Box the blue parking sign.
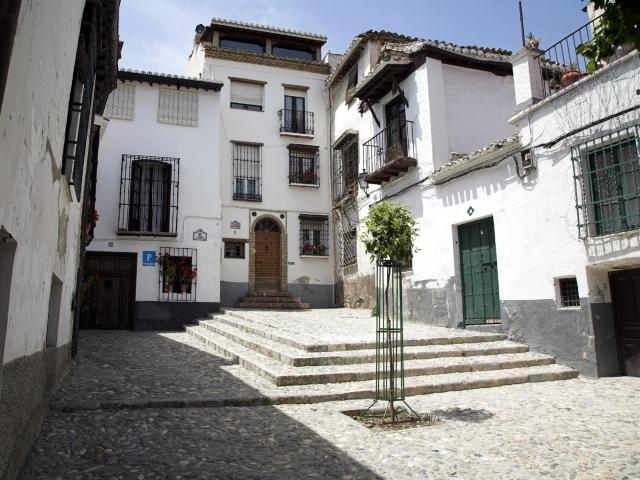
[142,251,156,266]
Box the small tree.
[577,0,640,72]
[360,202,418,421]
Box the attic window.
[347,65,358,90]
[273,45,314,61]
[220,37,265,54]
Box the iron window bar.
[333,133,359,203]
[559,278,580,307]
[288,145,319,186]
[158,247,197,302]
[362,120,416,177]
[571,125,640,239]
[299,214,329,257]
[232,142,262,202]
[279,109,314,135]
[117,155,180,236]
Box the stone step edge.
[236,303,311,310]
[218,311,508,352]
[187,326,557,387]
[199,318,529,367]
[50,365,578,412]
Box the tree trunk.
[385,265,396,422]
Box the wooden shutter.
[128,161,142,231]
[231,80,263,108]
[160,162,171,233]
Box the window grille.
[230,80,264,111]
[341,225,357,267]
[232,142,262,201]
[224,241,245,259]
[158,247,197,302]
[299,215,329,256]
[558,277,580,307]
[103,84,135,120]
[333,133,359,202]
[158,89,198,126]
[572,125,640,238]
[117,155,179,236]
[288,145,319,186]
[62,5,98,200]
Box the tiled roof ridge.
[119,68,205,82]
[433,134,522,175]
[211,17,327,41]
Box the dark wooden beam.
[0,0,22,113]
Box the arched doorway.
[251,217,285,293]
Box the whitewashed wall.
[0,0,85,362]
[90,81,222,303]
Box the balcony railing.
[362,120,416,184]
[536,15,630,98]
[279,109,314,135]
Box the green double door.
[459,217,501,325]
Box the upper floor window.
[280,90,313,135]
[288,144,319,186]
[230,79,264,112]
[220,37,265,54]
[572,125,640,238]
[232,142,262,202]
[103,84,135,120]
[333,133,359,202]
[347,65,358,90]
[117,155,179,236]
[272,45,314,61]
[158,89,198,127]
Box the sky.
[118,0,589,75]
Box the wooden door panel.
[610,268,640,376]
[255,232,280,291]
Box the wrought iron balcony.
[536,15,632,98]
[362,120,416,184]
[278,108,314,136]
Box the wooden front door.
[255,232,281,291]
[610,268,640,376]
[82,252,136,329]
[459,217,501,326]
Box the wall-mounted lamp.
[357,169,370,197]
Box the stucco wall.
[90,81,222,304]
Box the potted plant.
[177,258,197,294]
[548,77,560,94]
[157,252,177,292]
[560,62,581,87]
[526,31,540,49]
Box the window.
[558,277,580,308]
[299,215,329,256]
[103,84,135,120]
[220,37,264,54]
[288,145,319,186]
[224,241,246,259]
[62,5,98,200]
[347,65,358,90]
[572,126,640,238]
[333,133,359,202]
[230,79,264,111]
[232,142,262,201]
[273,45,314,61]
[341,225,357,267]
[117,155,179,236]
[282,94,307,134]
[158,89,198,126]
[158,247,197,302]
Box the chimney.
[510,47,545,112]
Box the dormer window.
[220,37,265,54]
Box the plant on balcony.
[576,0,640,73]
[526,31,540,49]
[360,201,418,423]
[157,253,177,292]
[177,258,197,294]
[302,243,326,256]
[560,62,582,87]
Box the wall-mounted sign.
[230,220,241,230]
[193,229,208,241]
[142,251,156,266]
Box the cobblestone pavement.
[20,329,640,479]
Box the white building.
[0,0,119,476]
[329,20,640,377]
[88,71,223,330]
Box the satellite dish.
[195,24,205,34]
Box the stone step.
[199,318,529,367]
[185,326,577,402]
[236,301,311,309]
[217,311,508,352]
[239,296,304,303]
[186,325,556,387]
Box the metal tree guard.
[362,259,419,422]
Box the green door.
[459,217,501,325]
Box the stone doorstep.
[217,312,509,352]
[49,364,579,412]
[198,318,529,367]
[238,295,304,303]
[236,302,312,309]
[186,325,557,387]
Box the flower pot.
[163,283,174,293]
[560,70,581,87]
[180,284,189,294]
